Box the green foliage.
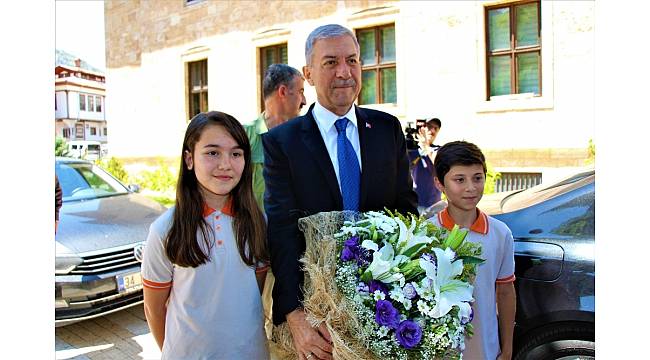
[55,137,70,157]
[145,194,175,208]
[136,160,178,193]
[95,157,130,184]
[484,162,501,195]
[586,139,595,165]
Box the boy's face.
[435,164,486,212]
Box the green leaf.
[401,243,428,258]
[454,256,485,265]
[360,270,373,283]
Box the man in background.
[244,63,306,340]
[409,117,442,214]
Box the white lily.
[395,216,432,256]
[419,247,474,319]
[361,242,409,283]
[361,240,379,252]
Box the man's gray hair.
[262,63,302,100]
[305,24,360,65]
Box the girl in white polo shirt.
[141,111,270,359]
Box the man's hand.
[286,308,333,360]
[416,126,432,147]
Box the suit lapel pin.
[365,122,372,129]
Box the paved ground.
[55,305,162,360]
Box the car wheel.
[514,323,594,360]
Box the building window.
[188,59,208,119]
[103,127,107,136]
[90,127,97,136]
[95,96,102,112]
[79,94,86,111]
[356,24,396,105]
[485,1,541,99]
[63,128,71,138]
[259,43,288,111]
[88,95,95,112]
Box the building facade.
[55,53,108,144]
[104,0,594,185]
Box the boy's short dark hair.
[434,140,487,185]
[426,117,441,129]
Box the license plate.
[116,272,143,293]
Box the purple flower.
[375,300,400,329]
[356,282,370,293]
[403,283,418,300]
[368,280,389,295]
[356,248,372,266]
[395,320,423,349]
[341,246,356,261]
[344,236,360,247]
[461,304,474,325]
[340,236,361,262]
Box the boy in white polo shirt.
[428,141,516,360]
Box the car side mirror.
[128,184,141,193]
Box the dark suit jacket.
[262,103,418,325]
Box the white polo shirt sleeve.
[496,226,516,283]
[141,211,174,290]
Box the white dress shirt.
[311,101,362,190]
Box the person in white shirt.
[429,140,516,360]
[142,111,270,359]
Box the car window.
[502,182,595,239]
[56,162,129,201]
[502,170,594,213]
[551,190,595,237]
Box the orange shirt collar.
[202,197,235,217]
[438,207,489,235]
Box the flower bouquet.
[270,210,483,360]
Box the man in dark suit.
[263,24,417,360]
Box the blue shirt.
[408,148,441,207]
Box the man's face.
[284,75,306,119]
[303,35,361,116]
[426,124,440,144]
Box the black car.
[480,167,595,360]
[55,158,167,326]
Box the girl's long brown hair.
[165,111,268,268]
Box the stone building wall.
[104,0,594,178]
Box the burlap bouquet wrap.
[271,211,378,360]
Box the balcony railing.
[495,172,542,193]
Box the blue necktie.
[335,118,360,211]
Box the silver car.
[55,157,167,326]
